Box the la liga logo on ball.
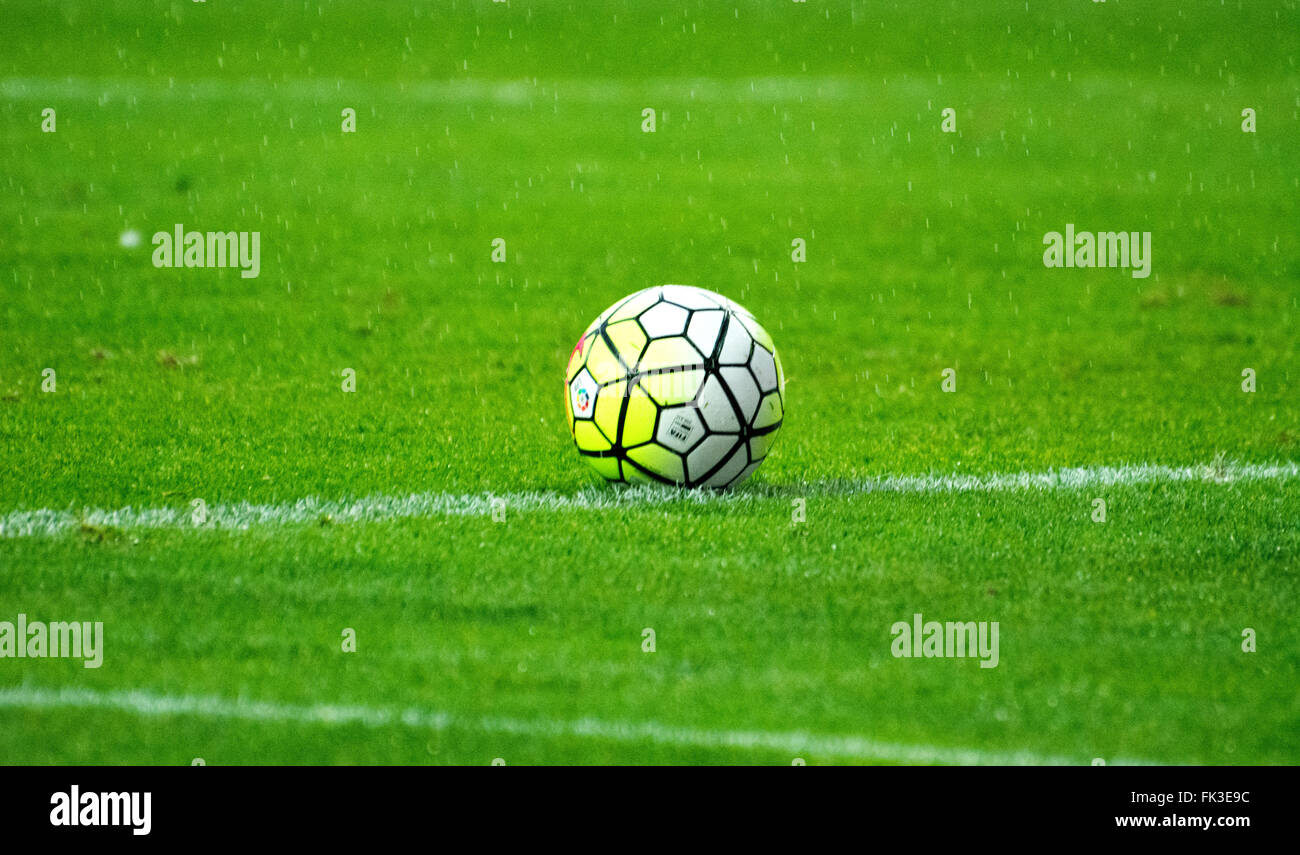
[563,284,785,489]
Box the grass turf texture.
[1,0,1298,763]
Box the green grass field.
[1,0,1298,765]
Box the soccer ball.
[564,284,786,488]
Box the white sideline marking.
[0,684,1159,766]
[0,460,1295,539]
[0,75,905,106]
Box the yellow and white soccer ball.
[564,284,785,488]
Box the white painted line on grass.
[0,75,916,106]
[1,459,1295,539]
[0,684,1162,765]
